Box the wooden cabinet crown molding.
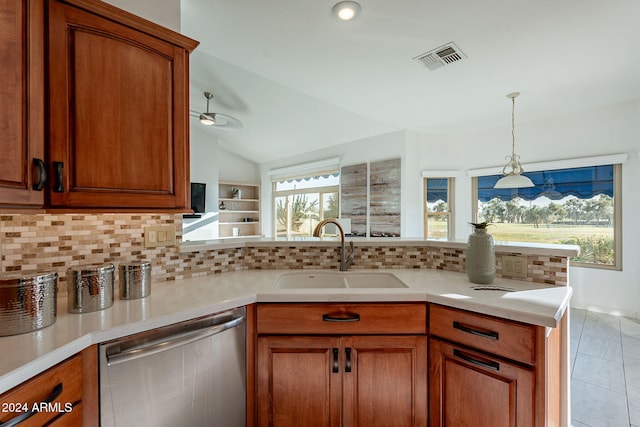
[52,0,199,51]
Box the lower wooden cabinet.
[258,334,427,427]
[255,303,428,427]
[250,301,565,426]
[428,338,535,427]
[428,304,562,427]
[0,346,98,427]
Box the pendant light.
[494,92,535,189]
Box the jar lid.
[67,263,115,277]
[0,271,58,288]
[118,261,152,271]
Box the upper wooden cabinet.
[0,0,198,210]
[0,0,45,208]
[46,0,198,209]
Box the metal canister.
[67,264,114,314]
[118,261,151,300]
[0,272,58,336]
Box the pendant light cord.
[511,95,516,158]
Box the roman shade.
[477,165,614,202]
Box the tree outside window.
[273,174,339,237]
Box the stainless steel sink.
[274,272,408,289]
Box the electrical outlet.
[144,225,176,248]
[502,255,527,278]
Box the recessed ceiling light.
[331,1,361,21]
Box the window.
[273,173,339,238]
[424,177,455,239]
[473,163,621,269]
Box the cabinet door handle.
[322,313,360,322]
[345,347,352,373]
[453,349,500,371]
[52,162,64,192]
[453,321,499,340]
[0,383,63,427]
[332,348,339,373]
[31,158,47,191]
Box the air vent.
[413,42,466,71]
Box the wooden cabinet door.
[343,335,427,427]
[429,338,535,427]
[0,0,45,207]
[46,0,191,209]
[0,354,82,426]
[257,335,342,427]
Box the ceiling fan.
[189,91,243,131]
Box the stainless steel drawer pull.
[453,349,500,371]
[322,313,360,322]
[453,321,499,340]
[0,383,63,427]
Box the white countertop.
[0,268,572,394]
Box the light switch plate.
[502,255,528,278]
[144,225,176,248]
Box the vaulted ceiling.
[181,0,640,163]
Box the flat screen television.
[190,182,206,213]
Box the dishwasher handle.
[107,315,244,366]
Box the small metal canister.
[0,272,58,336]
[67,264,114,314]
[118,261,151,300]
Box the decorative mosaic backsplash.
[0,214,569,298]
[0,214,245,294]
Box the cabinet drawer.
[257,303,427,335]
[429,304,536,365]
[47,402,83,427]
[0,354,83,426]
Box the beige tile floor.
[571,308,640,427]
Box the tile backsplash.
[1,214,569,297]
[0,214,239,293]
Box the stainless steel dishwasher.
[99,307,245,427]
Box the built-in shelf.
[222,221,260,225]
[183,214,202,219]
[219,198,259,202]
[219,181,260,239]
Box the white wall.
[103,0,181,31]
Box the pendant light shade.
[494,92,534,189]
